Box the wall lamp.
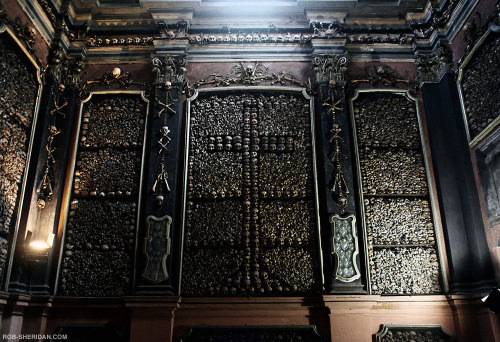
[25,229,54,261]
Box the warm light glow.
[29,240,50,251]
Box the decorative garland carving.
[79,68,151,98]
[351,65,417,91]
[190,62,312,93]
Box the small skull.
[155,195,164,207]
[112,68,121,78]
[161,126,170,137]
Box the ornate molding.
[85,36,154,47]
[410,0,462,39]
[415,43,453,84]
[35,0,57,24]
[375,324,453,342]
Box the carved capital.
[312,53,347,84]
[49,49,86,87]
[152,55,187,84]
[415,43,453,84]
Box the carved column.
[135,54,186,295]
[312,54,364,293]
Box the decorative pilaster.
[313,53,364,293]
[136,54,186,295]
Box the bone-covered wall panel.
[0,35,39,280]
[353,92,442,295]
[370,247,441,294]
[461,33,500,140]
[365,197,435,246]
[359,149,428,195]
[182,91,320,296]
[59,94,146,296]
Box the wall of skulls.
[461,33,500,140]
[59,95,146,296]
[183,92,320,296]
[0,35,39,281]
[353,93,442,294]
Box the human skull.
[112,68,121,78]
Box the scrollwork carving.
[312,54,347,84]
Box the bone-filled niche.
[352,91,442,294]
[460,31,500,141]
[182,90,322,296]
[0,33,40,281]
[59,93,147,296]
